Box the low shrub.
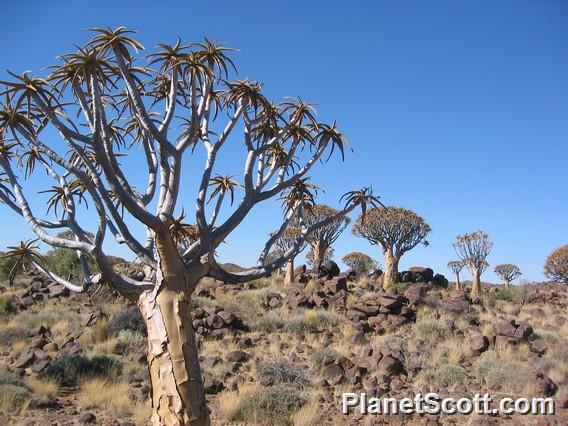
[45,354,122,386]
[0,295,12,317]
[107,306,146,337]
[423,364,469,386]
[473,351,508,390]
[486,288,518,306]
[390,282,408,293]
[229,385,308,425]
[116,329,146,354]
[0,326,27,347]
[311,348,341,366]
[413,318,449,342]
[0,367,24,387]
[256,358,311,389]
[0,384,30,412]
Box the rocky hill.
[0,265,566,425]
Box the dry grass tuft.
[24,376,60,398]
[79,378,132,417]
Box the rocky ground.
[0,263,567,425]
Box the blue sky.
[1,1,567,283]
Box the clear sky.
[1,0,567,283]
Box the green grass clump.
[231,385,308,425]
[473,351,508,389]
[423,364,469,386]
[390,282,408,293]
[0,384,31,412]
[116,329,146,353]
[413,318,449,342]
[486,288,518,306]
[0,367,24,387]
[0,295,12,317]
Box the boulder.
[322,364,344,385]
[530,339,547,355]
[226,350,250,363]
[377,355,403,376]
[470,335,489,356]
[368,268,383,279]
[318,260,340,279]
[432,274,449,288]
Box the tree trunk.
[284,257,294,285]
[471,268,482,300]
[312,242,327,273]
[455,273,461,290]
[382,249,399,289]
[137,231,210,426]
[504,279,510,290]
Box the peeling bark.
[383,249,399,289]
[471,268,481,300]
[284,257,295,285]
[455,273,461,290]
[137,231,209,426]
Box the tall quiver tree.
[454,231,493,300]
[353,206,431,288]
[0,28,380,426]
[302,204,349,272]
[447,260,465,290]
[494,264,521,289]
[273,225,306,285]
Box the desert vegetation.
[0,24,566,426]
[353,207,431,288]
[544,245,568,284]
[453,231,493,300]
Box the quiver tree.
[453,231,493,300]
[353,206,430,288]
[306,246,333,270]
[302,204,349,272]
[494,264,521,289]
[447,260,465,290]
[342,251,378,276]
[273,225,306,285]
[543,245,568,284]
[0,28,380,426]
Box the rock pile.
[347,289,414,334]
[494,318,533,347]
[191,305,248,339]
[286,276,348,311]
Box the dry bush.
[256,358,311,390]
